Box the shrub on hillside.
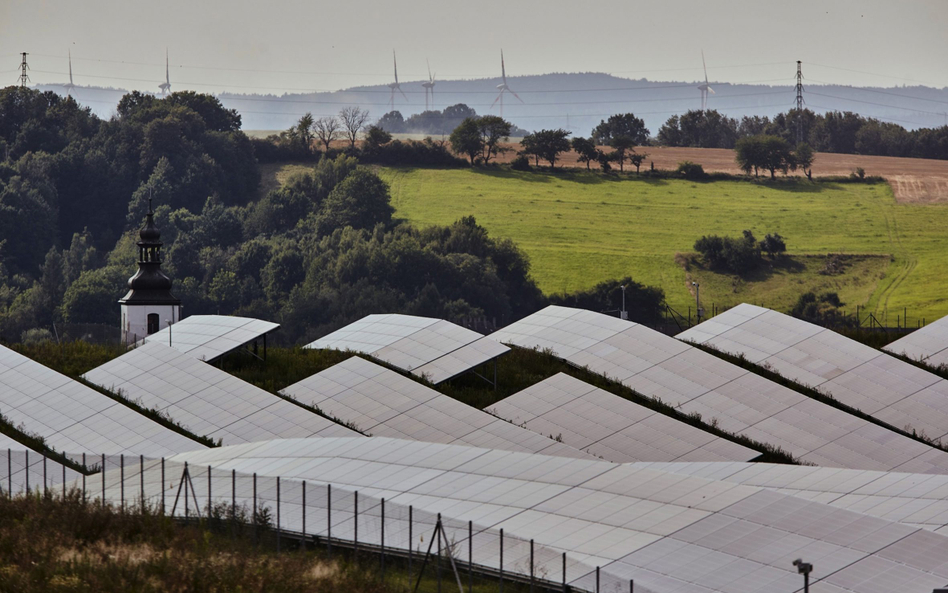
[676,161,706,179]
[510,154,532,171]
[693,230,760,273]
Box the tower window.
[147,313,160,335]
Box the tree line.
[0,86,664,343]
[657,108,948,160]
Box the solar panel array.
[679,303,948,441]
[884,313,948,368]
[306,314,509,384]
[491,305,948,473]
[636,461,948,536]
[0,433,82,494]
[84,342,358,445]
[489,373,759,463]
[143,315,279,362]
[0,344,206,457]
[159,437,948,593]
[281,356,592,459]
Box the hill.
[368,166,948,323]
[37,71,948,135]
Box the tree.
[658,110,739,148]
[591,113,649,146]
[315,169,394,235]
[531,129,572,169]
[477,115,512,164]
[760,233,787,258]
[313,116,341,151]
[519,133,541,166]
[449,117,482,165]
[735,135,793,179]
[339,106,370,148]
[609,136,635,172]
[628,152,648,174]
[571,137,598,170]
[792,143,815,179]
[363,125,393,148]
[376,111,405,134]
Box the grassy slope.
[376,167,948,320]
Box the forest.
[0,86,662,344]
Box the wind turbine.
[158,49,171,95]
[422,59,436,111]
[491,50,523,117]
[63,49,76,97]
[387,50,408,112]
[698,50,714,111]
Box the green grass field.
[373,167,948,322]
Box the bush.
[676,161,706,179]
[358,138,466,167]
[791,291,855,327]
[760,233,787,258]
[510,154,531,171]
[694,230,760,273]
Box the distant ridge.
[35,72,948,134]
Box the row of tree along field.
[0,86,665,344]
[367,104,948,161]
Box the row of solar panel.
[85,437,948,593]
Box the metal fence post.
[101,453,105,505]
[184,462,189,520]
[353,490,358,556]
[24,450,29,494]
[499,527,504,593]
[231,469,236,540]
[140,455,145,505]
[530,538,535,592]
[380,497,385,577]
[408,505,412,580]
[81,453,86,503]
[562,552,567,593]
[327,484,332,559]
[43,453,47,497]
[120,454,124,511]
[302,480,306,541]
[630,578,634,593]
[468,520,473,593]
[7,449,11,495]
[62,461,66,497]
[596,566,600,593]
[276,476,281,554]
[437,513,442,593]
[208,465,212,520]
[252,472,257,547]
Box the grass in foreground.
[0,491,536,593]
[373,166,948,321]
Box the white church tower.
[119,201,181,344]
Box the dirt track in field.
[491,144,948,204]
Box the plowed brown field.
[493,145,948,204]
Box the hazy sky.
[2,0,946,95]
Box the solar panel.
[492,306,948,473]
[884,313,948,368]
[84,342,357,445]
[306,314,509,384]
[0,344,206,457]
[638,461,948,536]
[137,436,948,593]
[281,357,592,459]
[142,315,279,362]
[489,373,759,463]
[0,433,83,494]
[679,304,948,442]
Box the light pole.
[692,281,701,321]
[620,285,628,320]
[793,558,812,593]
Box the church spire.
[119,201,181,343]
